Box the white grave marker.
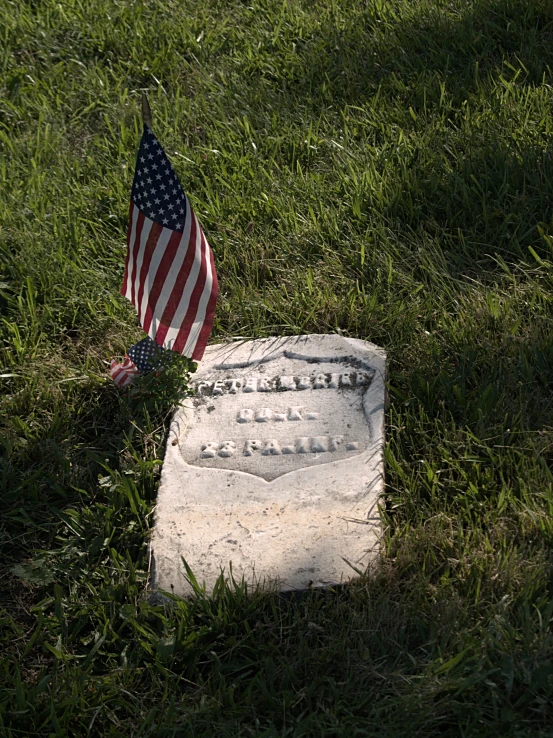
[150,334,386,595]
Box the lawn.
[2,0,553,735]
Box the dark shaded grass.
[2,0,553,735]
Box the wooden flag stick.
[141,93,153,129]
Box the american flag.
[120,125,218,360]
[110,336,161,387]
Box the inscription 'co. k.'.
[237,406,319,423]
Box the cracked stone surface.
[150,334,386,595]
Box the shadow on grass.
[234,0,553,274]
[283,0,552,108]
[0,354,195,570]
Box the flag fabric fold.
[120,125,218,362]
[110,355,138,388]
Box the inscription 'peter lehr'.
[194,371,373,396]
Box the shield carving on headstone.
[179,348,377,481]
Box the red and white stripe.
[120,199,218,361]
[110,356,138,387]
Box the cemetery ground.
[2,0,553,734]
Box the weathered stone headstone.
[150,334,386,595]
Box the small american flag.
[121,124,218,361]
[110,336,161,387]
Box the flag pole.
[141,93,153,129]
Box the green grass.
[2,0,553,734]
